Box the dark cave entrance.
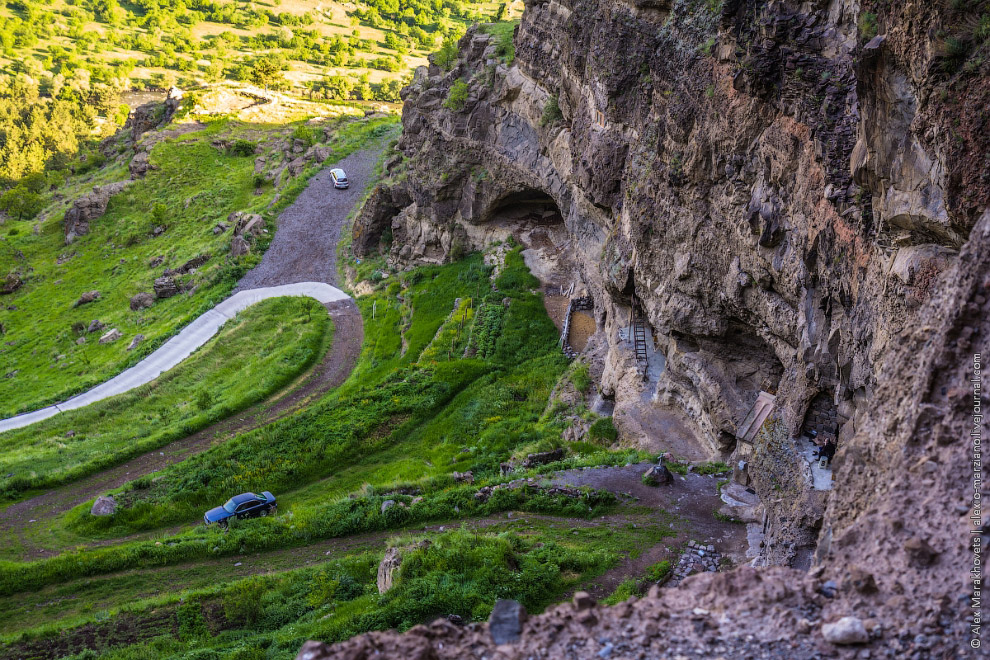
[484,188,579,338]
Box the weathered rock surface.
[129,292,154,311]
[90,496,116,516]
[337,0,989,655]
[153,276,179,299]
[63,181,133,243]
[73,291,100,307]
[98,328,121,344]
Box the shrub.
[570,362,591,392]
[150,202,168,225]
[588,417,618,445]
[858,11,878,40]
[539,95,563,127]
[645,559,672,582]
[443,80,469,111]
[229,139,257,157]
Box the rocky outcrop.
[129,292,153,311]
[90,496,116,516]
[125,87,182,141]
[347,0,989,653]
[63,181,133,243]
[0,273,22,295]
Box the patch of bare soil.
[550,463,747,599]
[618,393,712,462]
[567,310,596,353]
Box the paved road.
[0,283,349,434]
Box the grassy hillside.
[0,295,333,500]
[0,248,684,660]
[0,112,397,417]
[0,0,521,98]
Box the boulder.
[154,276,179,299]
[99,328,122,344]
[821,616,869,645]
[130,292,154,311]
[63,181,133,243]
[642,462,673,486]
[213,223,229,235]
[521,448,565,468]
[234,213,265,238]
[380,499,395,514]
[0,273,22,295]
[73,290,101,307]
[129,151,156,179]
[91,495,116,516]
[489,599,527,645]
[377,546,402,594]
[149,255,164,268]
[230,236,251,258]
[304,144,331,163]
[127,334,144,351]
[452,470,474,483]
[87,319,104,333]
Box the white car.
[330,168,349,189]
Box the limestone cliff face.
[353,0,987,645]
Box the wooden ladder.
[631,294,648,365]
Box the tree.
[434,36,459,70]
[321,75,353,101]
[0,187,44,220]
[249,55,286,90]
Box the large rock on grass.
[130,292,154,310]
[63,181,133,244]
[91,495,116,516]
[73,290,101,307]
[154,276,179,299]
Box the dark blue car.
[204,491,276,527]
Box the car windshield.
[222,498,237,513]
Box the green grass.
[0,296,331,500]
[0,114,396,419]
[0,518,673,658]
[0,237,692,658]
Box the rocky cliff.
[347,0,988,654]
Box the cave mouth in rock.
[482,189,578,333]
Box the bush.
[229,139,257,157]
[540,95,563,127]
[434,37,460,70]
[588,417,618,445]
[443,80,469,111]
[858,11,878,40]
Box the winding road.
[0,144,385,549]
[0,147,379,434]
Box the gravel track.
[236,147,382,290]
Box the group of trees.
[0,74,118,218]
[2,0,501,97]
[307,74,409,102]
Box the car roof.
[231,492,260,504]
[330,168,346,176]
